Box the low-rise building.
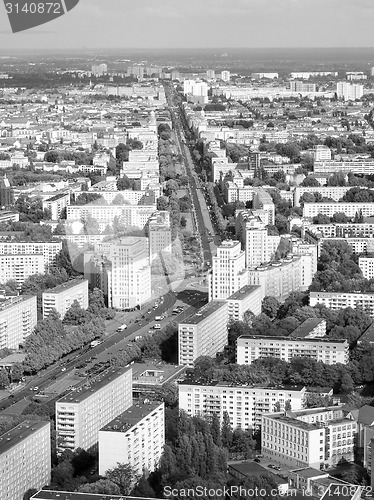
[99,401,164,475]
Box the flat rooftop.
[289,318,325,339]
[264,414,317,431]
[57,367,131,404]
[290,467,328,479]
[0,295,35,311]
[131,362,186,386]
[238,335,347,344]
[227,284,261,301]
[179,381,305,392]
[43,278,88,295]
[0,420,49,455]
[180,300,226,325]
[100,401,162,433]
[31,492,155,500]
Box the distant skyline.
[0,0,374,51]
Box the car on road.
[33,386,39,391]
[254,458,261,463]
[154,324,161,330]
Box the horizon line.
[1,46,374,52]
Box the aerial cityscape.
[3,2,374,500]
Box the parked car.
[254,458,261,463]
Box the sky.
[0,0,374,50]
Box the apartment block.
[179,382,305,430]
[310,291,374,317]
[225,284,263,322]
[67,204,157,229]
[303,222,374,239]
[0,241,62,266]
[247,255,303,301]
[148,211,172,262]
[313,160,374,175]
[99,401,164,475]
[0,420,51,500]
[311,145,332,162]
[235,211,280,268]
[262,407,357,469]
[293,186,352,207]
[42,279,89,319]
[303,202,374,219]
[359,257,374,280]
[55,367,133,453]
[91,237,151,310]
[42,193,70,221]
[237,336,349,365]
[0,253,45,285]
[253,188,275,225]
[209,240,248,301]
[336,81,364,100]
[0,295,37,349]
[290,238,318,289]
[178,301,228,365]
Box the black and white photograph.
[0,1,374,499]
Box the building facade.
[98,402,164,476]
[55,367,133,453]
[178,301,228,365]
[0,420,51,500]
[179,382,305,430]
[237,336,349,365]
[42,279,89,319]
[0,295,37,349]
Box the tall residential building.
[179,382,305,430]
[235,211,279,268]
[0,295,37,349]
[99,401,165,476]
[262,407,357,469]
[42,279,89,319]
[221,70,231,81]
[209,240,248,301]
[225,284,263,322]
[42,193,70,221]
[311,145,332,162]
[247,255,303,301]
[336,81,364,101]
[359,257,374,280]
[0,241,62,267]
[289,81,316,93]
[91,63,108,76]
[0,420,51,500]
[178,301,228,366]
[0,175,14,207]
[253,188,275,225]
[0,253,45,285]
[94,237,151,310]
[206,69,216,79]
[237,335,349,366]
[290,238,318,289]
[148,211,172,262]
[56,367,133,453]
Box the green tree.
[221,411,233,450]
[105,463,139,495]
[261,296,280,318]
